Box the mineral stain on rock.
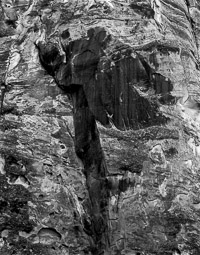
[1,0,200,254]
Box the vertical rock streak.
[37,41,110,253]
[71,87,110,254]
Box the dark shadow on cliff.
[35,28,178,253]
[36,27,172,131]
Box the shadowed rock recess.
[2,0,200,254]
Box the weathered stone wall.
[1,0,200,254]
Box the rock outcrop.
[1,0,200,254]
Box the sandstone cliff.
[1,0,200,254]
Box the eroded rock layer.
[1,0,200,254]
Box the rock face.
[1,0,200,254]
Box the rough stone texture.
[1,0,200,254]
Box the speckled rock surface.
[1,0,200,254]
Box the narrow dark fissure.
[0,78,7,115]
[69,85,110,254]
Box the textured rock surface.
[1,0,200,254]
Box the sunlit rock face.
[1,0,200,254]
